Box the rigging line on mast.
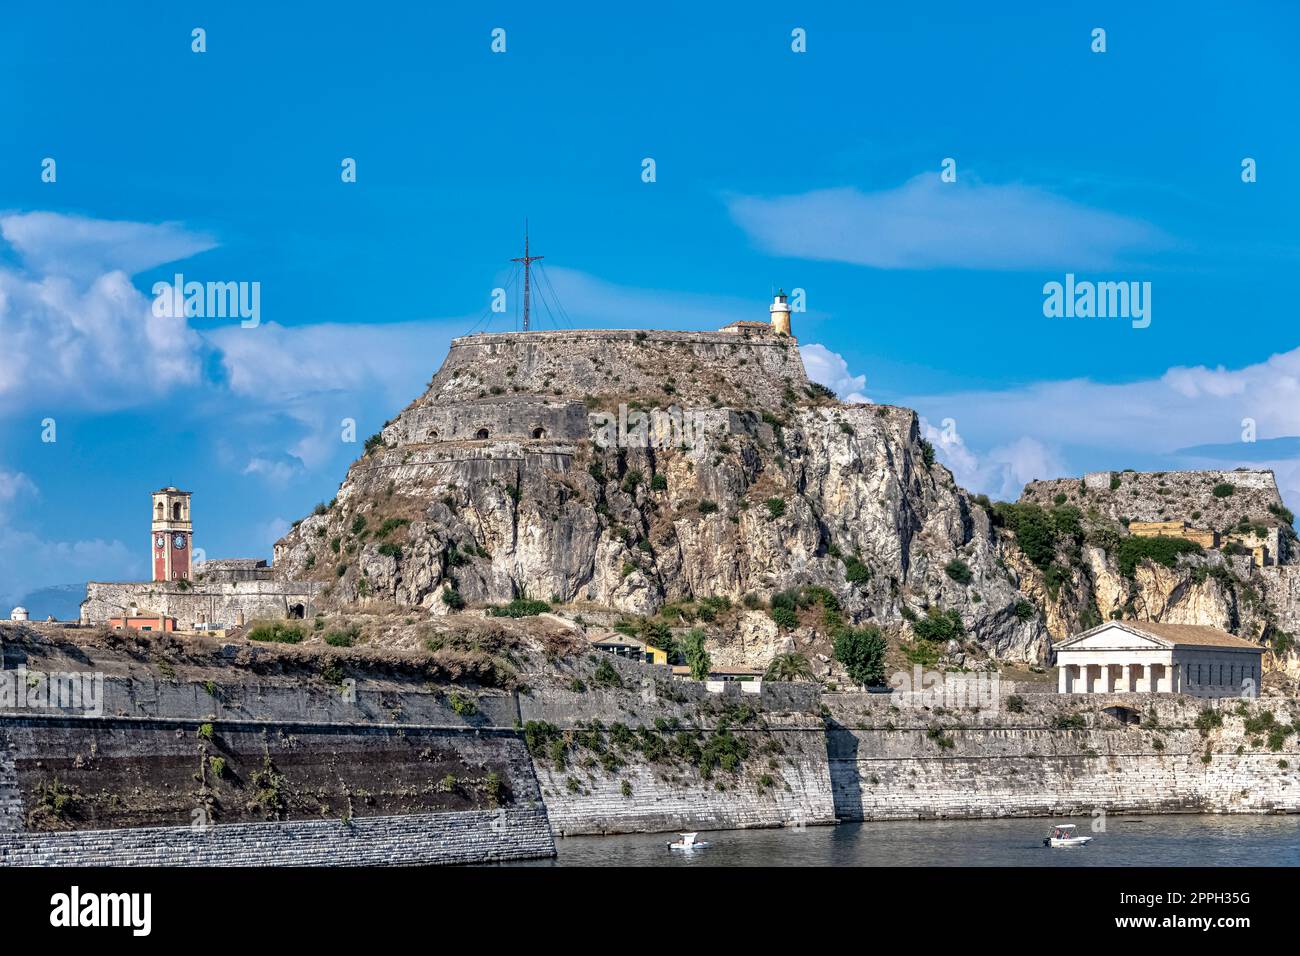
[535,263,575,330]
[463,267,520,336]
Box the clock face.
[155,534,165,549]
[173,533,187,550]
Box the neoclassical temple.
[1054,621,1264,698]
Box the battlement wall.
[415,328,810,414]
[81,580,324,628]
[1021,469,1286,532]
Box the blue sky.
[2,1,1299,612]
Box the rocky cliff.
[272,329,1297,675]
[273,329,1048,666]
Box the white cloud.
[0,212,208,411]
[242,456,304,486]
[728,174,1166,270]
[921,418,1065,500]
[207,318,458,474]
[909,346,1300,505]
[0,212,215,283]
[800,343,869,403]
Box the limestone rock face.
[273,330,1055,664]
[273,328,1295,671]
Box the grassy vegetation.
[912,608,965,643]
[247,621,304,644]
[324,623,361,647]
[487,598,551,618]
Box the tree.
[765,653,812,682]
[833,626,887,688]
[681,628,711,680]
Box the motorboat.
[668,832,710,851]
[1044,823,1093,847]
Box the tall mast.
[511,222,544,332]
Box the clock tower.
[151,487,193,582]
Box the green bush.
[765,497,787,520]
[769,606,799,630]
[919,439,936,468]
[944,558,973,584]
[1195,708,1224,737]
[833,626,887,688]
[324,623,360,647]
[377,542,402,560]
[448,692,478,717]
[1269,502,1295,525]
[247,622,304,644]
[1013,600,1036,622]
[442,585,465,611]
[1212,483,1235,498]
[698,500,719,515]
[1116,535,1203,578]
[592,657,623,688]
[487,598,551,618]
[843,555,871,585]
[912,608,964,643]
[650,473,668,491]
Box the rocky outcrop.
[272,328,1298,674]
[274,330,1051,666]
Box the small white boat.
[668,832,710,851]
[1043,823,1093,848]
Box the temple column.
[1058,664,1068,694]
[1100,664,1114,693]
[1119,664,1132,693]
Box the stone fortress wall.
[4,634,1300,864]
[1022,469,1285,531]
[825,691,1300,821]
[81,579,324,629]
[411,328,812,419]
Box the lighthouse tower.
[769,290,792,336]
[151,487,193,582]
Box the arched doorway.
[532,426,546,439]
[476,428,489,440]
[288,603,305,619]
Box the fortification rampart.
[413,328,810,414]
[81,580,324,628]
[825,691,1300,820]
[1021,469,1286,534]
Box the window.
[173,502,183,521]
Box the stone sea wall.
[535,720,837,836]
[826,692,1300,821]
[0,806,553,866]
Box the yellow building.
[1128,520,1218,549]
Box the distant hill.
[13,584,84,622]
